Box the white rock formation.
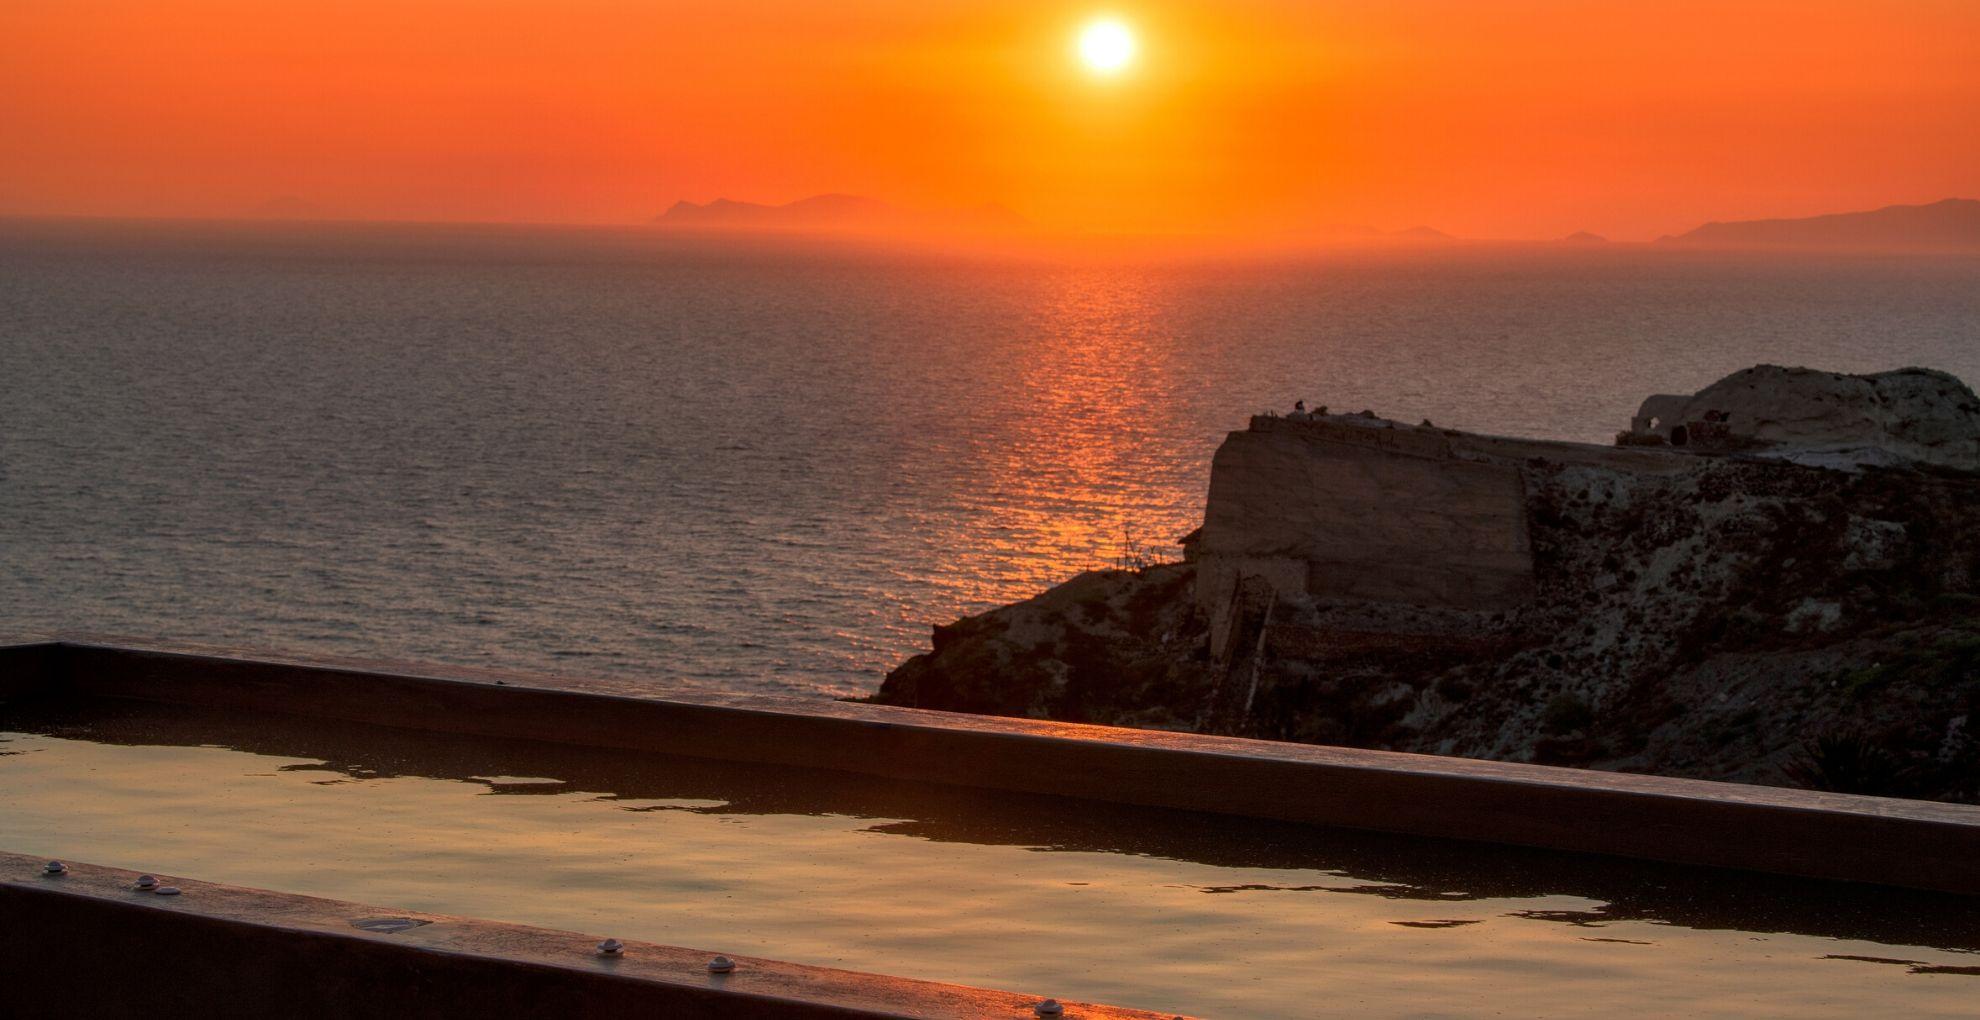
[1629,365,1980,472]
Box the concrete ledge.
[6,638,1980,896]
[0,853,1170,1019]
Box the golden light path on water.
[911,266,1195,618]
[8,227,1980,696]
[4,703,1977,1020]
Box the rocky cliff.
[877,370,1980,803]
[1194,416,1537,632]
[1627,365,1980,472]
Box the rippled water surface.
[4,221,1978,695]
[3,698,1976,1019]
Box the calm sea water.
[4,220,1978,696]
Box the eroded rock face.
[875,564,1211,727]
[1630,365,1980,471]
[881,369,1980,802]
[1195,417,1533,642]
[875,455,1980,802]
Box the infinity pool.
[2,695,1975,1018]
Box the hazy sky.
[3,0,1976,239]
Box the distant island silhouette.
[1661,197,1980,250]
[648,195,1980,248]
[1390,225,1455,242]
[655,194,1026,234]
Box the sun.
[1076,17,1136,76]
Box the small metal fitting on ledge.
[597,939,624,957]
[707,955,736,974]
[154,886,182,896]
[133,875,159,891]
[43,861,67,876]
[1035,999,1065,1017]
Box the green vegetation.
[1782,732,1917,798]
[1832,632,1980,699]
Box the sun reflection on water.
[922,267,1201,620]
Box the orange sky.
[2,0,1976,239]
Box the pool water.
[2,696,1975,1018]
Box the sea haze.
[4,220,1978,697]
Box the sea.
[4,219,1977,697]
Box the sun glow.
[1077,17,1136,76]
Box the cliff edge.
[876,367,1980,802]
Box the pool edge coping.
[0,852,1176,1019]
[5,637,1979,897]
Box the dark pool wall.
[4,885,797,1019]
[0,640,59,699]
[2,854,1164,1020]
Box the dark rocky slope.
[876,457,1980,802]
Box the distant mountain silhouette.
[1561,230,1607,244]
[1390,225,1455,242]
[1661,198,1980,249]
[658,193,895,229]
[655,194,1025,234]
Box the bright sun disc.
[1078,17,1135,75]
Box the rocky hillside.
[1631,365,1980,472]
[876,455,1980,802]
[1662,197,1980,250]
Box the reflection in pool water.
[2,696,1975,1019]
